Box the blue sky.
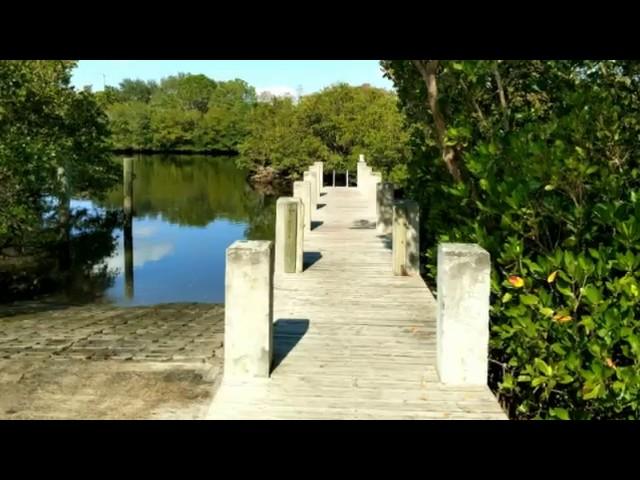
[71,60,394,96]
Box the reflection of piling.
[123,157,134,218]
[57,165,72,270]
[123,158,134,299]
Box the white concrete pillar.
[294,198,304,272]
[303,171,318,208]
[357,155,367,189]
[377,182,394,234]
[437,243,491,385]
[392,200,420,276]
[293,180,312,233]
[313,161,324,193]
[275,197,303,273]
[368,171,382,216]
[224,240,274,379]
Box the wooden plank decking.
[207,187,506,419]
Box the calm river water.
[68,154,276,306]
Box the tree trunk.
[492,61,509,131]
[412,60,464,183]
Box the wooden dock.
[207,186,506,419]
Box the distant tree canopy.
[238,83,411,183]
[97,74,257,153]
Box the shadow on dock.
[303,251,322,270]
[350,219,376,229]
[377,233,392,250]
[272,318,309,371]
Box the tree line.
[96,74,256,153]
[238,82,410,184]
[99,76,411,184]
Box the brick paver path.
[0,303,223,362]
[0,303,224,419]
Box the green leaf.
[534,358,553,376]
[540,307,554,317]
[582,284,602,304]
[556,284,574,298]
[532,376,547,387]
[501,374,515,390]
[583,382,603,400]
[550,408,570,420]
[579,316,595,334]
[520,294,539,305]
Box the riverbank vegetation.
[98,78,411,186]
[382,60,640,419]
[0,60,120,301]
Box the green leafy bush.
[382,60,640,419]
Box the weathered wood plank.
[208,187,506,420]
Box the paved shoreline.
[0,303,224,419]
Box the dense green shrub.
[382,60,640,419]
[0,60,117,250]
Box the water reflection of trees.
[0,207,120,303]
[101,155,264,227]
[2,154,280,304]
[100,155,278,240]
[244,194,276,241]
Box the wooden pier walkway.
[207,186,506,419]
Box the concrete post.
[315,164,322,195]
[392,200,420,276]
[436,243,490,385]
[303,171,318,208]
[224,240,274,379]
[313,161,324,193]
[377,182,394,234]
[369,171,382,216]
[293,180,312,232]
[359,165,371,191]
[357,155,367,189]
[275,197,303,273]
